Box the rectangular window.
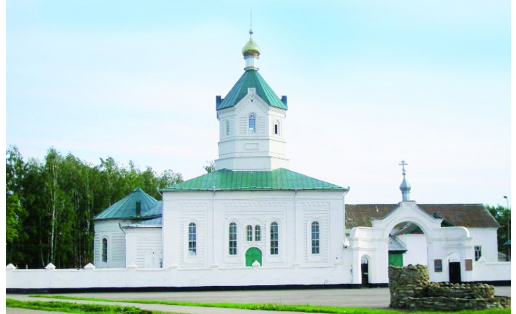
[248,114,256,134]
[270,222,279,255]
[311,222,320,254]
[102,238,108,262]
[229,223,237,255]
[255,225,261,241]
[246,225,253,241]
[474,246,482,261]
[188,223,197,256]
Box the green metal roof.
[161,168,346,192]
[93,188,162,220]
[216,69,287,111]
[124,217,162,228]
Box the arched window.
[255,225,261,241]
[248,113,256,134]
[188,223,197,256]
[246,225,253,241]
[274,120,279,135]
[229,223,237,255]
[270,222,279,255]
[226,120,230,136]
[102,238,108,262]
[311,221,320,254]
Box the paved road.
[7,287,511,314]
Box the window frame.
[188,222,197,256]
[246,225,253,241]
[474,245,482,261]
[248,113,256,134]
[270,222,279,255]
[255,225,261,241]
[311,221,320,254]
[229,222,238,255]
[102,237,108,263]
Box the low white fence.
[6,263,350,290]
[473,261,511,282]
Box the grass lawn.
[27,295,511,314]
[6,298,178,314]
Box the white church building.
[7,30,510,291]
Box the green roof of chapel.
[161,168,345,192]
[93,188,161,220]
[217,69,288,111]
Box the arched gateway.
[348,162,474,285]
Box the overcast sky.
[6,1,511,206]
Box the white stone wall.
[162,190,346,273]
[468,228,499,262]
[398,234,428,266]
[6,264,352,289]
[94,220,130,268]
[125,227,163,268]
[473,261,511,281]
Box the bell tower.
[214,29,289,172]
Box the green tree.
[5,146,183,268]
[6,189,22,243]
[203,160,215,173]
[486,204,511,254]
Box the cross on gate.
[399,160,408,176]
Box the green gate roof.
[93,188,162,220]
[161,168,346,192]
[216,69,287,111]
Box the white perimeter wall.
[6,264,351,289]
[473,261,511,281]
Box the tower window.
[248,113,256,134]
[102,238,108,262]
[226,120,230,136]
[229,223,237,255]
[246,225,253,241]
[270,222,279,255]
[274,123,278,135]
[255,225,261,241]
[189,223,197,256]
[311,221,320,254]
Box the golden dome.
[242,29,260,57]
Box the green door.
[389,252,404,266]
[245,247,262,267]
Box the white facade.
[347,201,507,285]
[161,190,345,270]
[397,234,428,266]
[125,227,163,268]
[215,88,289,172]
[468,228,499,263]
[94,220,129,268]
